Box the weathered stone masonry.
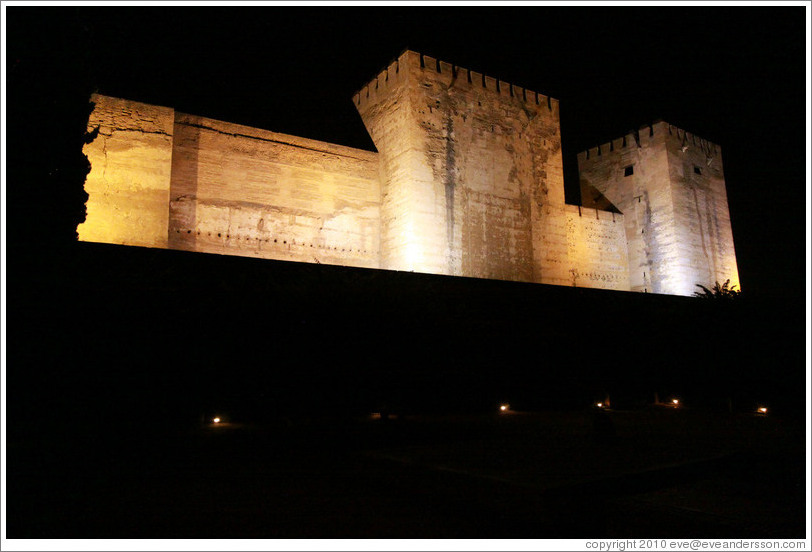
[78,50,739,296]
[578,121,739,296]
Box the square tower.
[578,121,740,296]
[354,50,569,284]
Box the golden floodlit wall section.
[565,205,629,291]
[167,114,381,269]
[78,94,174,248]
[80,94,382,270]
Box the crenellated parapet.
[354,50,559,119]
[577,121,721,165]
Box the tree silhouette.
[693,279,741,300]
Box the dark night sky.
[5,5,810,300]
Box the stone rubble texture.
[77,50,739,296]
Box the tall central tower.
[354,50,570,285]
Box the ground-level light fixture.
[212,417,221,423]
[671,399,680,406]
[499,404,509,412]
[757,407,768,415]
[596,402,603,408]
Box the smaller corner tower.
[578,121,739,296]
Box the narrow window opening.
[624,165,634,177]
[693,166,702,175]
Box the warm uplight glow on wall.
[78,95,174,250]
[401,220,426,273]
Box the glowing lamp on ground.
[671,399,680,406]
[212,417,221,424]
[757,407,768,415]
[499,404,509,412]
[596,402,603,408]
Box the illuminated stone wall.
[81,94,381,270]
[78,95,175,248]
[565,205,630,291]
[167,113,381,269]
[78,55,738,297]
[354,50,570,285]
[578,121,739,296]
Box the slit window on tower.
[694,166,702,175]
[624,165,634,177]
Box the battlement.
[577,121,721,164]
[353,50,559,117]
[664,123,720,158]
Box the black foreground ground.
[8,408,806,539]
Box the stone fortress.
[77,50,739,296]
